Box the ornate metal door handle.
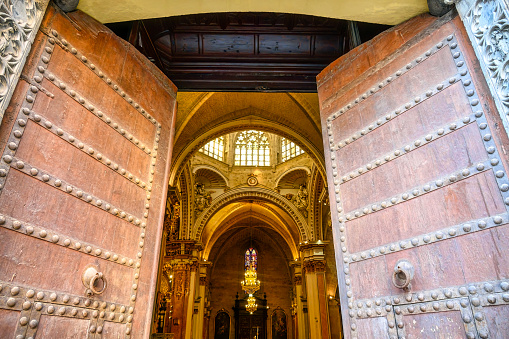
[392,259,414,290]
[82,265,107,296]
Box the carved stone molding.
[303,260,326,273]
[0,0,49,123]
[192,186,311,241]
[456,0,509,136]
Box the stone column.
[301,243,329,339]
[193,261,211,339]
[203,312,211,339]
[292,264,306,339]
[185,262,199,339]
[168,259,196,339]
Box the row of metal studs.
[10,157,145,229]
[450,34,509,215]
[48,30,165,125]
[325,35,455,122]
[41,69,155,156]
[345,213,508,263]
[0,281,131,314]
[351,279,509,310]
[24,109,150,191]
[328,74,462,152]
[0,31,55,339]
[125,124,162,336]
[8,301,130,323]
[333,112,477,186]
[340,160,493,224]
[124,81,164,337]
[0,213,136,267]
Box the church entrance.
[0,1,509,339]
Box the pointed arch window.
[234,130,270,166]
[245,248,258,271]
[281,137,304,162]
[199,136,224,161]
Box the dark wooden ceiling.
[107,13,390,92]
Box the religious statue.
[194,183,213,215]
[292,184,308,217]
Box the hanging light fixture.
[246,294,258,314]
[242,204,260,314]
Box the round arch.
[169,115,326,186]
[275,166,311,188]
[203,209,299,259]
[192,164,230,187]
[193,186,311,242]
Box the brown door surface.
[0,5,176,339]
[318,12,509,339]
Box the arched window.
[245,248,258,271]
[281,137,304,162]
[234,130,270,166]
[199,136,224,161]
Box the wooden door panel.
[318,13,509,339]
[37,316,91,338]
[0,309,21,338]
[396,303,474,338]
[30,78,151,183]
[328,45,458,143]
[0,5,176,338]
[345,170,505,253]
[336,81,472,176]
[355,316,393,339]
[41,47,159,151]
[341,124,488,212]
[0,170,141,258]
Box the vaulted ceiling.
[78,0,429,25]
[169,91,324,185]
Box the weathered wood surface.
[0,4,177,338]
[318,12,509,339]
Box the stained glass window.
[245,248,257,271]
[199,136,224,161]
[281,137,304,162]
[234,130,270,166]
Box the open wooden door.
[0,5,176,338]
[318,12,509,339]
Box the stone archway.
[192,186,311,242]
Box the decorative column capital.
[303,259,326,273]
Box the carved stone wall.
[456,0,509,136]
[0,0,49,122]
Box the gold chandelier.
[242,206,260,314]
[246,294,257,314]
[242,263,260,313]
[241,264,260,295]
